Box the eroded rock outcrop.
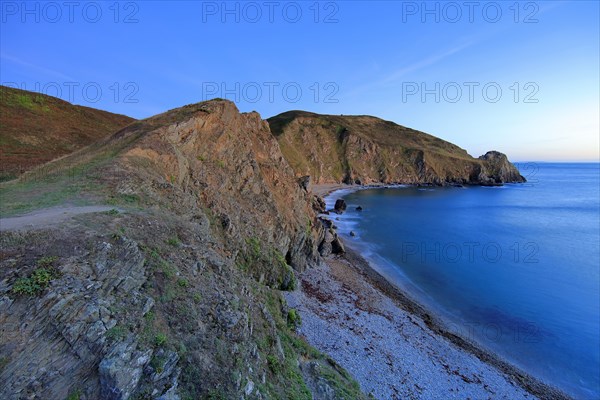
[478,151,526,184]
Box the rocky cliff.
[268,111,525,185]
[0,100,363,399]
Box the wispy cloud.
[0,53,75,81]
[382,42,475,83]
[346,40,476,98]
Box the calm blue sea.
[328,163,600,399]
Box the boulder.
[318,228,336,257]
[334,199,347,213]
[331,235,345,254]
[355,206,363,211]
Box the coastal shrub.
[0,356,9,373]
[266,355,283,375]
[65,389,82,400]
[158,259,177,279]
[159,285,176,302]
[37,256,58,268]
[111,232,122,241]
[205,390,227,400]
[177,278,189,288]
[12,263,60,296]
[154,333,167,347]
[15,94,35,109]
[237,238,298,290]
[166,236,181,246]
[106,325,127,341]
[247,237,261,259]
[111,227,126,241]
[150,354,167,374]
[305,218,312,237]
[335,125,347,136]
[287,308,301,329]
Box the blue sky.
[1,1,598,161]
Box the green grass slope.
[0,85,134,181]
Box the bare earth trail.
[0,205,118,231]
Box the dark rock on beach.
[331,235,346,254]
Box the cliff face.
[111,100,321,275]
[0,100,363,400]
[0,86,134,182]
[268,111,525,185]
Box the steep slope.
[0,100,364,399]
[268,111,525,185]
[0,85,134,181]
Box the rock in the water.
[334,199,347,213]
[355,206,363,211]
[350,231,356,237]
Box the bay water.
[328,163,600,399]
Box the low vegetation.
[11,257,60,296]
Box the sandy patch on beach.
[311,184,351,197]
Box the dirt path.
[0,206,118,231]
